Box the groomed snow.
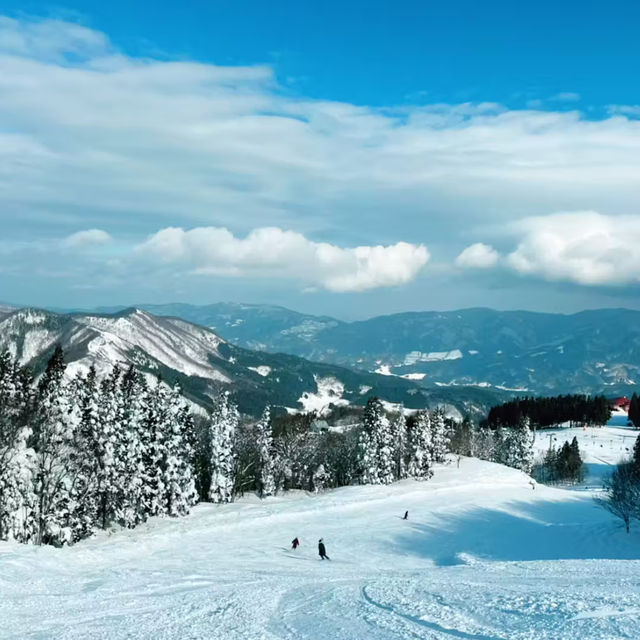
[2,454,640,639]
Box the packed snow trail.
[2,455,640,639]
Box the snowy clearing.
[2,451,640,639]
[533,411,640,486]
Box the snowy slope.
[532,411,640,487]
[2,457,639,639]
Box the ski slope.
[533,410,639,486]
[2,451,640,640]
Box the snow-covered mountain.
[109,303,640,396]
[0,307,502,417]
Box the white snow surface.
[404,350,463,365]
[248,365,272,377]
[73,311,229,382]
[533,411,640,487]
[3,450,640,639]
[298,376,350,416]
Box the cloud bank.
[1,15,640,308]
[457,212,640,287]
[455,243,499,269]
[135,227,429,292]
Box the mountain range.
[0,306,502,418]
[87,303,640,397]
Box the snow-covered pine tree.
[407,410,433,480]
[115,366,146,527]
[472,425,496,462]
[494,418,534,473]
[312,463,328,493]
[429,408,450,463]
[376,406,395,485]
[139,379,167,518]
[66,366,101,541]
[256,406,276,497]
[162,384,198,516]
[0,351,36,542]
[93,366,123,530]
[208,391,238,504]
[30,345,75,546]
[391,414,408,480]
[357,397,385,484]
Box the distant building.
[310,419,329,432]
[609,396,630,412]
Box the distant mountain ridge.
[0,306,503,418]
[83,303,640,397]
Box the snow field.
[2,454,640,639]
[532,411,640,486]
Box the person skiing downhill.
[318,538,330,560]
[403,510,409,520]
[292,537,300,550]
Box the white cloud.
[505,212,640,285]
[455,243,500,269]
[608,105,640,118]
[0,16,109,61]
[64,228,112,248]
[135,226,429,292]
[0,14,639,251]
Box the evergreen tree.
[312,463,328,493]
[429,409,450,463]
[391,414,408,480]
[66,367,101,541]
[0,351,36,542]
[139,380,167,517]
[629,394,640,428]
[162,385,198,516]
[406,410,433,480]
[256,406,276,497]
[208,391,238,504]
[30,345,74,546]
[631,435,640,480]
[376,407,395,485]
[495,419,534,474]
[115,366,146,527]
[94,366,121,530]
[449,416,473,457]
[357,397,389,484]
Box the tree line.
[0,347,537,546]
[485,394,611,429]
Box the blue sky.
[0,2,639,318]
[7,0,638,110]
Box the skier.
[291,537,300,550]
[318,538,330,560]
[403,510,408,520]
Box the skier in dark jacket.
[403,510,409,520]
[292,537,300,550]
[318,538,330,560]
